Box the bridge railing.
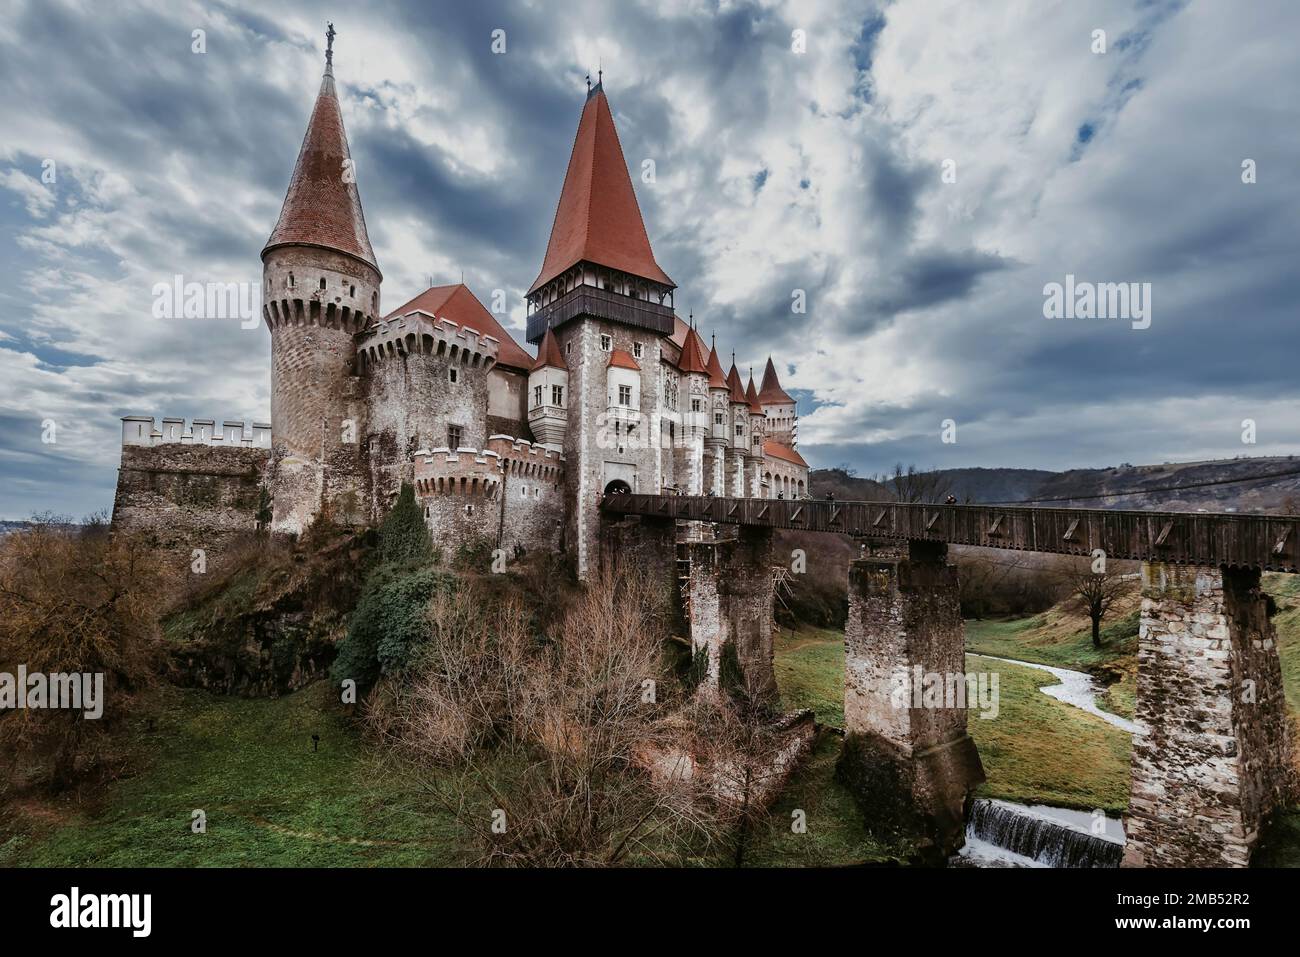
[598,494,1300,572]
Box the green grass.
[770,622,1131,816]
[965,654,1131,813]
[5,683,462,867]
[745,734,906,866]
[773,625,844,726]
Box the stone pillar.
[685,526,777,703]
[1123,563,1292,868]
[838,540,984,858]
[704,438,727,496]
[597,514,680,627]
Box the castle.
[113,36,808,574]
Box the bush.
[0,518,163,791]
[378,483,433,567]
[331,566,452,690]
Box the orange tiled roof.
[744,375,763,413]
[608,348,640,371]
[384,284,534,370]
[531,326,566,372]
[264,69,379,275]
[725,363,747,404]
[764,440,807,468]
[758,357,794,404]
[676,327,709,375]
[704,343,728,390]
[527,86,673,295]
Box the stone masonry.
[684,526,778,703]
[839,541,985,856]
[1122,562,1293,867]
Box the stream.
[955,653,1135,867]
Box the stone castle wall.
[112,442,269,574]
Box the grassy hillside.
[3,683,461,867]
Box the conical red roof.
[264,65,379,275]
[676,327,709,375]
[744,375,763,413]
[531,326,566,372]
[527,85,673,295]
[758,357,794,404]
[704,344,728,390]
[725,363,747,404]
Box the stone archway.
[604,479,632,495]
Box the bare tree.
[1061,560,1126,648]
[874,463,954,504]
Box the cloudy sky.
[0,0,1296,518]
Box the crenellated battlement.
[357,310,500,373]
[121,416,272,449]
[411,435,565,499]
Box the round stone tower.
[261,25,381,533]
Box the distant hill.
[811,456,1300,513]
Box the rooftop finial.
[325,22,336,76]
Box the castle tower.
[758,357,797,448]
[703,338,730,496]
[525,79,676,575]
[262,26,381,533]
[674,325,710,494]
[745,371,766,497]
[725,360,750,497]
[528,326,568,447]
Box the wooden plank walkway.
[599,494,1300,572]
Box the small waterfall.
[957,799,1124,868]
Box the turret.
[528,326,568,447]
[758,356,797,448]
[261,24,380,532]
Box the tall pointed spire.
[263,25,379,276]
[527,84,672,295]
[704,341,727,390]
[531,325,567,372]
[676,325,709,375]
[758,357,794,404]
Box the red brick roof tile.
[608,348,640,371]
[385,284,534,370]
[528,87,673,295]
[758,357,794,404]
[263,70,379,275]
[764,440,807,467]
[531,326,566,372]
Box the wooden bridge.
[599,493,1300,572]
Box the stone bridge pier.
[598,515,777,703]
[682,526,778,704]
[838,540,984,858]
[1123,562,1293,867]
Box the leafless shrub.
[0,518,163,791]
[374,561,782,866]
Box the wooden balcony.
[527,285,675,343]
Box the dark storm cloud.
[0,0,1298,519]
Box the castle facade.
[114,40,808,574]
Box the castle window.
[521,485,528,497]
[692,398,701,413]
[289,272,295,288]
[320,277,327,290]
[534,385,542,408]
[566,342,572,356]
[618,385,632,406]
[633,342,643,360]
[349,284,355,297]
[736,425,744,438]
[449,367,458,384]
[715,412,723,425]
[448,425,462,448]
[552,385,563,406]
[600,334,612,352]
